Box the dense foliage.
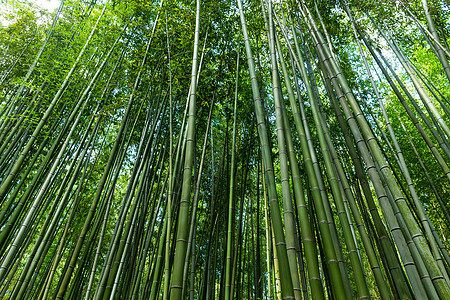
[1,0,450,299]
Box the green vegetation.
[0,0,450,299]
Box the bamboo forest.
[3,0,450,299]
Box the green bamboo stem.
[275,11,350,298]
[275,30,324,300]
[224,52,239,300]
[164,9,174,299]
[262,163,272,300]
[299,6,416,298]
[281,16,353,294]
[266,3,302,298]
[236,0,295,298]
[295,27,371,300]
[305,6,450,297]
[170,0,201,297]
[182,96,214,298]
